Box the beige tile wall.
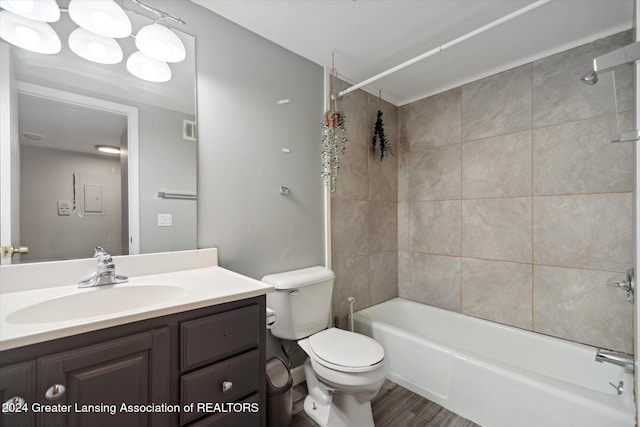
[398,31,634,353]
[331,80,399,328]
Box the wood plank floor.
[291,380,481,427]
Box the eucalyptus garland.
[371,109,391,161]
[321,110,348,193]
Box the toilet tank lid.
[261,266,335,290]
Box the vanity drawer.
[181,304,259,371]
[186,393,260,427]
[180,349,260,425]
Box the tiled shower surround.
[331,30,634,354]
[331,80,399,329]
[398,30,634,354]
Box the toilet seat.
[308,328,385,373]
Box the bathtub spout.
[595,349,634,370]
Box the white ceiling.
[18,93,127,156]
[193,0,634,106]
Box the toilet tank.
[262,266,335,340]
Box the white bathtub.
[352,298,635,427]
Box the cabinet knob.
[3,396,26,407]
[221,381,233,393]
[45,384,66,400]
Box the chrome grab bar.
[595,349,634,369]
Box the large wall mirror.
[0,1,197,264]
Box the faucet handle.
[606,268,635,304]
[79,247,127,287]
[94,246,108,258]
[607,278,630,290]
[93,246,113,263]
[93,247,114,273]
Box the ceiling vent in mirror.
[183,119,196,141]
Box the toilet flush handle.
[288,289,300,296]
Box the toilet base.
[297,336,385,427]
[303,392,375,427]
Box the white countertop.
[0,249,274,351]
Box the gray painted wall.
[170,1,325,279]
[9,0,325,276]
[20,146,122,261]
[138,106,197,254]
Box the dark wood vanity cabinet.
[0,361,36,427]
[179,305,261,426]
[0,296,267,427]
[36,328,171,427]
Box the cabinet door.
[37,328,170,427]
[0,361,35,427]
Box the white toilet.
[263,266,386,427]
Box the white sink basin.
[1,258,274,352]
[6,284,186,324]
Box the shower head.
[580,70,598,85]
[580,41,640,86]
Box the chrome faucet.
[595,349,634,370]
[78,246,128,288]
[609,381,624,395]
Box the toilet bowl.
[298,328,386,427]
[262,266,386,427]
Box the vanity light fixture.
[1,0,187,81]
[68,0,132,39]
[95,145,121,154]
[68,27,123,64]
[0,10,61,54]
[135,22,185,63]
[126,51,171,82]
[0,0,60,22]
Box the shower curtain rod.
[337,0,552,98]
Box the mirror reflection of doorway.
[1,5,196,265]
[16,86,137,263]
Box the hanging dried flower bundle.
[371,109,391,161]
[321,63,348,193]
[322,109,347,192]
[371,92,392,161]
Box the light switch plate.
[57,200,71,216]
[158,213,173,227]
